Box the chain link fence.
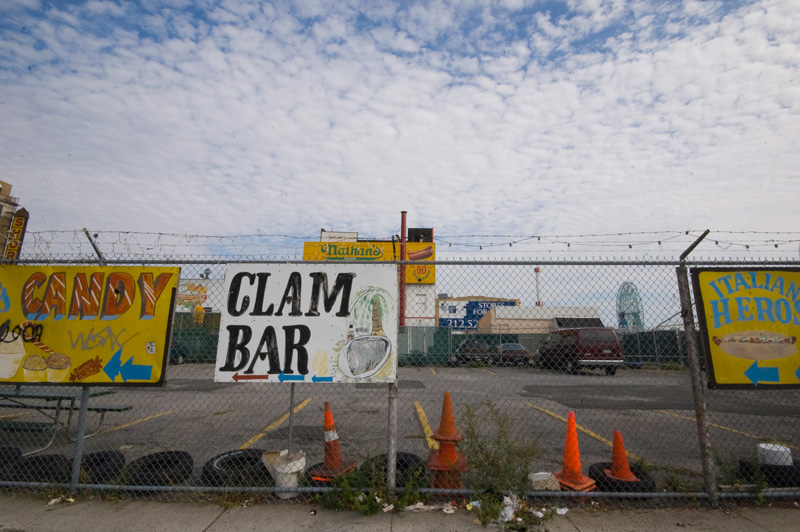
[2,254,799,508]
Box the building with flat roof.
[476,305,603,335]
[0,181,19,249]
[0,181,28,259]
[303,228,437,327]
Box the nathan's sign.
[0,265,178,386]
[3,208,28,260]
[692,268,800,389]
[303,241,435,284]
[215,264,397,383]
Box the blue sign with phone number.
[438,300,516,330]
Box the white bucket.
[528,471,560,491]
[271,450,306,499]
[758,443,793,466]
[261,450,283,478]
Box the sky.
[2,0,799,254]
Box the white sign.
[215,264,398,383]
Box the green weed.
[459,402,544,527]
[460,402,540,494]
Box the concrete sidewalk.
[0,495,798,532]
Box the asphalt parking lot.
[5,363,799,488]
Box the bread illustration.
[712,330,797,360]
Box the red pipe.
[399,211,407,327]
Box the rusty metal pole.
[676,229,717,505]
[388,211,407,495]
[399,211,407,327]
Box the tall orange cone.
[604,431,639,482]
[428,390,467,489]
[306,402,356,482]
[553,411,596,492]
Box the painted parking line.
[657,410,800,452]
[240,398,312,450]
[526,403,649,465]
[97,410,173,435]
[0,413,22,420]
[482,368,495,374]
[414,401,439,450]
[429,367,437,375]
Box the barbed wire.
[17,229,800,261]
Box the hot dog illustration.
[407,246,433,260]
[712,330,797,360]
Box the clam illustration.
[338,297,392,379]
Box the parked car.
[537,328,623,375]
[494,343,534,366]
[451,338,492,365]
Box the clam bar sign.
[215,264,398,383]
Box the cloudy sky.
[2,0,799,252]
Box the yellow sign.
[303,241,436,284]
[0,266,179,386]
[3,209,28,260]
[693,268,800,388]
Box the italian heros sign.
[692,268,800,389]
[215,263,398,383]
[0,265,178,386]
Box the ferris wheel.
[617,282,644,332]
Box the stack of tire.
[124,451,193,486]
[0,448,126,484]
[200,449,273,487]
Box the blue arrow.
[796,365,800,382]
[312,375,333,382]
[744,361,780,386]
[120,356,153,382]
[0,285,9,313]
[278,373,304,382]
[103,348,153,382]
[103,348,123,381]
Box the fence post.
[387,382,398,494]
[69,387,91,494]
[676,264,717,505]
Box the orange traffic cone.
[553,411,596,492]
[306,402,356,482]
[428,390,467,489]
[604,431,639,482]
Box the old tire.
[82,451,126,484]
[739,460,800,488]
[360,452,428,488]
[588,462,656,493]
[18,454,71,484]
[0,447,23,481]
[125,451,193,486]
[201,449,273,487]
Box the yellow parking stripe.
[527,403,649,465]
[97,411,173,435]
[482,368,495,374]
[657,410,800,451]
[429,367,437,375]
[414,401,439,450]
[240,398,312,449]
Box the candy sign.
[0,265,178,386]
